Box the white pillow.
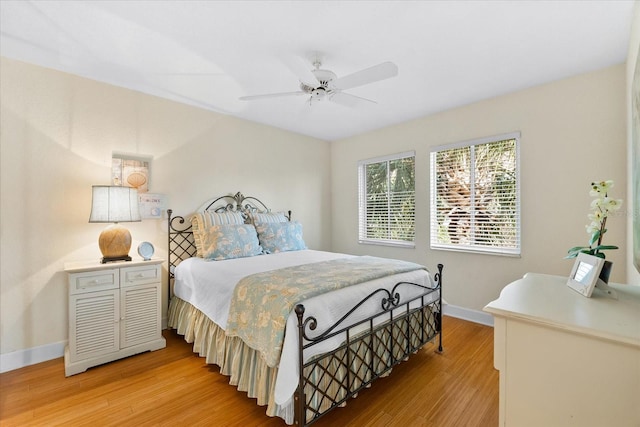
[248,211,288,224]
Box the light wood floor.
[0,316,498,426]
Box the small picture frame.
[112,153,151,193]
[138,193,167,219]
[566,252,605,297]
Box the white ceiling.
[0,1,634,141]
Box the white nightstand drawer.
[120,264,161,287]
[69,269,119,294]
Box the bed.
[167,192,443,426]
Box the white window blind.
[358,151,415,247]
[430,133,520,256]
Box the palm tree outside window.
[430,133,520,256]
[358,151,415,247]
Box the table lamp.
[89,185,142,263]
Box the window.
[430,133,520,255]
[358,151,415,247]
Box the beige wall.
[331,64,627,311]
[0,57,331,355]
[0,55,630,360]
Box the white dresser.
[63,258,166,376]
[484,273,640,427]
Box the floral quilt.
[225,255,425,367]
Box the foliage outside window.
[358,151,415,247]
[430,133,520,255]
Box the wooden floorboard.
[0,316,498,426]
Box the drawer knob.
[128,273,146,282]
[80,279,110,288]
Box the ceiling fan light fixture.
[312,87,327,99]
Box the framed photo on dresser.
[566,253,605,297]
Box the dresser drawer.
[69,269,119,295]
[120,264,161,287]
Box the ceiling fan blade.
[239,91,305,101]
[150,72,226,76]
[333,61,398,90]
[282,56,320,87]
[329,91,377,108]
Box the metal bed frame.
[167,192,443,426]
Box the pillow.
[248,211,288,224]
[199,224,263,261]
[256,221,307,253]
[191,211,244,257]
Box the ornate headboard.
[167,192,290,299]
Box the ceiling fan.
[239,58,398,107]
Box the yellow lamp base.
[98,223,132,263]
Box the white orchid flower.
[590,197,605,209]
[585,221,600,234]
[588,211,603,222]
[568,180,622,259]
[603,198,623,212]
[589,180,614,196]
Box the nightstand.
[63,258,166,376]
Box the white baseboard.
[2,318,170,373]
[443,304,494,327]
[0,341,66,374]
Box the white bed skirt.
[168,296,295,423]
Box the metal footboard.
[294,264,443,426]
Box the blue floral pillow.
[200,224,263,260]
[256,221,307,253]
[191,211,245,258]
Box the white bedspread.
[173,249,437,406]
[174,250,353,329]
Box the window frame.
[358,151,416,248]
[430,132,521,256]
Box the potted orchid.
[566,180,623,264]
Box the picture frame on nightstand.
[137,241,155,261]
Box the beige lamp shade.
[89,186,141,263]
[89,186,141,223]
